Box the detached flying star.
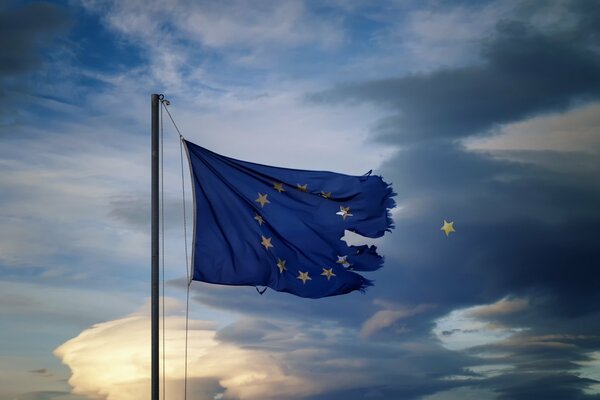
[440,220,455,237]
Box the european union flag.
[183,139,396,298]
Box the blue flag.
[183,139,395,298]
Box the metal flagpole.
[151,93,161,400]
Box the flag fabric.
[183,139,396,298]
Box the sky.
[1,0,600,399]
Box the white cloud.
[54,304,306,400]
[432,297,527,351]
[576,351,600,395]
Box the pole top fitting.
[156,94,170,106]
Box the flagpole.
[151,93,161,400]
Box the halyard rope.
[160,99,191,400]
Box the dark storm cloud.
[463,303,600,398]
[378,143,600,313]
[304,0,600,318]
[310,4,600,144]
[0,2,70,75]
[293,3,600,398]
[484,372,600,400]
[337,136,600,397]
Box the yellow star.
[321,268,336,280]
[261,235,273,250]
[297,270,311,284]
[273,182,285,193]
[336,255,351,268]
[296,183,308,192]
[336,206,353,220]
[321,191,332,199]
[255,193,270,208]
[276,259,287,273]
[441,220,456,237]
[254,213,264,225]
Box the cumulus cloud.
[54,302,315,400]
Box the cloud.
[0,131,150,275]
[466,297,528,320]
[79,0,345,87]
[0,2,71,123]
[422,386,498,400]
[215,317,282,345]
[395,1,513,69]
[84,0,342,50]
[483,372,600,400]
[0,2,70,75]
[433,299,526,352]
[310,2,600,144]
[312,6,600,388]
[180,1,342,50]
[432,296,600,398]
[360,300,434,339]
[467,101,600,154]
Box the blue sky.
[2,0,600,399]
